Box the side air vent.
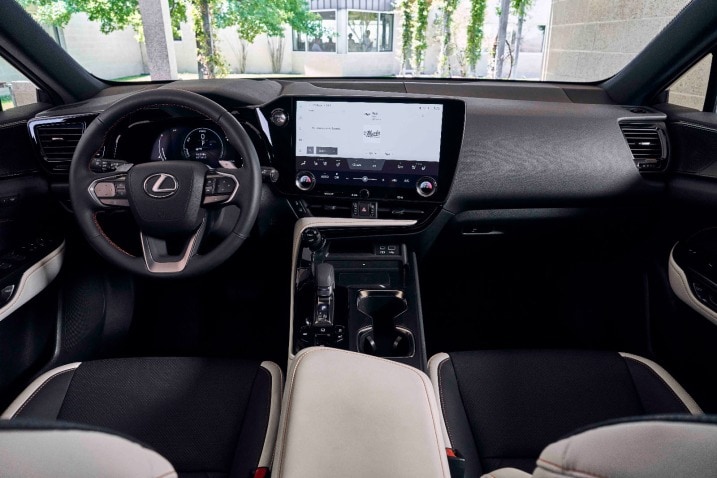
[619,122,668,172]
[35,122,85,168]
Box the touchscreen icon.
[307,146,314,154]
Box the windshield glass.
[15,0,693,82]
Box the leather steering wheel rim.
[69,88,262,278]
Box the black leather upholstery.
[434,350,697,477]
[9,357,275,478]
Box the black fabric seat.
[428,350,702,477]
[2,357,282,478]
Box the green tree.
[396,0,415,74]
[413,0,429,74]
[510,0,534,78]
[216,0,321,73]
[437,0,459,77]
[465,0,487,76]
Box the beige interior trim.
[258,361,284,469]
[288,217,417,367]
[0,429,177,478]
[427,352,453,448]
[481,468,532,478]
[619,352,702,414]
[534,420,717,478]
[273,347,450,478]
[0,242,65,322]
[668,244,717,326]
[2,362,81,419]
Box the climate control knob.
[416,176,437,197]
[296,171,316,191]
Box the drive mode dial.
[416,176,437,197]
[296,171,316,191]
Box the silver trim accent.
[0,242,65,323]
[140,221,205,274]
[288,217,417,365]
[2,361,81,419]
[258,361,284,469]
[618,352,702,415]
[143,173,179,198]
[668,244,717,326]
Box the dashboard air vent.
[35,122,85,165]
[619,122,668,172]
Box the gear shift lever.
[314,262,335,326]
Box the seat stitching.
[622,356,691,414]
[12,369,76,418]
[437,357,456,446]
[537,457,608,478]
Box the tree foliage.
[396,0,415,73]
[413,0,429,73]
[19,0,144,34]
[511,0,534,18]
[465,0,486,75]
[438,0,459,77]
[215,0,320,43]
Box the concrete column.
[137,0,179,80]
[337,8,348,54]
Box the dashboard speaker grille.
[35,122,85,163]
[619,122,668,172]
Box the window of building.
[668,54,713,111]
[294,10,337,53]
[348,11,393,53]
[0,57,38,112]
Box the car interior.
[2,0,717,476]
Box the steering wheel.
[69,88,262,278]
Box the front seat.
[486,415,717,478]
[428,350,702,477]
[1,357,282,478]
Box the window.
[0,57,38,112]
[347,11,393,53]
[294,10,337,53]
[668,55,713,111]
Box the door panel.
[0,111,64,407]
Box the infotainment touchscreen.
[294,101,444,197]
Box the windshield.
[15,0,693,82]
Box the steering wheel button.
[94,182,116,198]
[215,177,235,194]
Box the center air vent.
[35,122,85,171]
[619,122,668,172]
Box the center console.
[257,96,465,223]
[289,217,428,370]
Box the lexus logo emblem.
[143,173,178,198]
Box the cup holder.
[356,290,414,358]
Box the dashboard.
[24,79,668,228]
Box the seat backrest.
[0,420,177,478]
[488,416,717,478]
[533,416,717,478]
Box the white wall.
[62,13,147,79]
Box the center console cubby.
[291,226,427,370]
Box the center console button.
[359,188,370,199]
[295,171,316,191]
[416,176,438,197]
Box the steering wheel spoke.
[140,220,206,274]
[89,172,131,209]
